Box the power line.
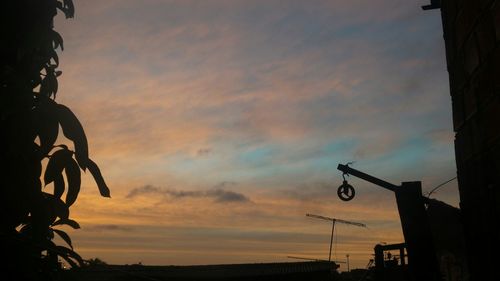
[426,176,457,198]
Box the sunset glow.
[51,0,456,270]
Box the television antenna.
[286,256,346,263]
[306,213,366,262]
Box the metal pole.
[337,164,398,192]
[346,254,350,272]
[336,164,430,203]
[328,220,335,261]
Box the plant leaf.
[53,228,73,249]
[52,30,64,51]
[58,0,75,19]
[39,70,58,98]
[42,193,69,225]
[57,104,89,170]
[31,75,42,88]
[36,112,58,156]
[56,245,83,266]
[44,148,72,186]
[19,224,32,234]
[32,194,57,231]
[65,0,75,16]
[49,194,70,220]
[65,158,81,206]
[33,143,42,176]
[49,48,59,66]
[52,76,58,98]
[40,238,58,252]
[60,254,79,268]
[53,173,65,199]
[52,218,80,229]
[87,158,110,197]
[35,97,59,156]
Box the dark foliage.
[85,257,108,267]
[0,1,109,279]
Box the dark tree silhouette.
[1,1,110,279]
[85,257,108,267]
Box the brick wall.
[439,1,500,280]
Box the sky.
[51,0,457,270]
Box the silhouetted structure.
[373,243,410,281]
[62,261,339,281]
[427,199,468,281]
[337,164,442,281]
[425,1,500,280]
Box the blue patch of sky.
[285,139,360,179]
[367,16,444,64]
[237,145,277,167]
[266,14,335,54]
[164,152,224,182]
[359,136,438,181]
[323,138,358,157]
[221,6,343,65]
[164,144,286,184]
[217,139,358,184]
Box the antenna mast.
[306,213,366,262]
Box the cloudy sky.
[51,0,457,270]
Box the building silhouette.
[431,1,500,280]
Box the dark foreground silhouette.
[62,261,340,281]
[1,1,109,280]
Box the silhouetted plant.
[1,0,109,279]
[85,257,108,267]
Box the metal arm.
[306,213,366,228]
[337,164,399,192]
[336,164,430,203]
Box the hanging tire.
[337,181,355,201]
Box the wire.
[426,176,457,198]
[334,224,338,260]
